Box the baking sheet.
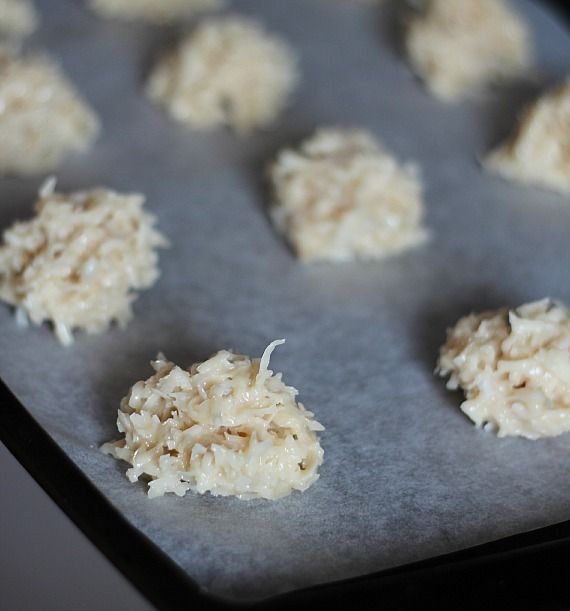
[1,0,570,603]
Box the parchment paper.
[1,0,569,602]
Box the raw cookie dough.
[437,299,570,439]
[101,340,325,500]
[146,16,298,133]
[405,0,533,102]
[0,0,38,39]
[0,52,99,175]
[485,79,570,194]
[269,127,429,262]
[89,0,223,23]
[0,179,168,345]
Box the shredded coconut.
[101,340,325,500]
[89,0,223,23]
[405,0,533,102]
[437,299,570,439]
[0,180,168,345]
[0,0,37,39]
[269,127,429,262]
[146,16,298,133]
[0,52,99,175]
[485,79,570,194]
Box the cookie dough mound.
[0,0,38,39]
[0,180,168,345]
[405,0,533,102]
[102,340,325,500]
[485,80,570,194]
[89,0,223,23]
[146,16,298,133]
[0,53,99,175]
[437,299,570,439]
[269,128,429,262]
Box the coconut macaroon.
[146,16,298,133]
[269,128,428,263]
[0,180,168,345]
[485,80,570,195]
[101,340,325,500]
[405,0,533,102]
[0,52,99,175]
[437,299,570,440]
[0,0,38,39]
[89,0,223,23]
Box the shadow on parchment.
[0,181,43,229]
[480,76,549,154]
[377,0,409,60]
[138,24,186,84]
[411,284,523,407]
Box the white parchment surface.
[0,0,569,602]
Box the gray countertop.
[0,441,155,611]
